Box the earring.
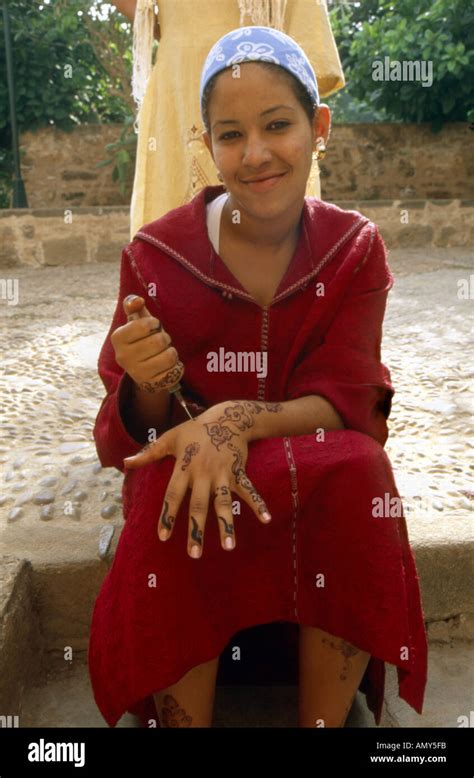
[314,137,327,161]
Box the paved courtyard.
[0,247,472,536]
[0,245,472,728]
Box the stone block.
[42,237,88,266]
[434,226,456,247]
[94,241,127,264]
[396,225,434,248]
[0,226,19,268]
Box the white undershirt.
[205,192,229,254]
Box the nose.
[241,131,273,167]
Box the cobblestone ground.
[0,247,472,547]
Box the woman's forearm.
[112,0,137,22]
[198,396,345,444]
[111,0,161,40]
[119,372,172,443]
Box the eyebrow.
[212,104,296,129]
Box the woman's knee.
[152,654,220,727]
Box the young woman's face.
[202,62,330,218]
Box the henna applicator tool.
[126,298,195,421]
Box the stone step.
[0,253,472,728]
[10,642,473,728]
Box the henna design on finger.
[218,515,234,536]
[181,442,200,471]
[227,442,267,515]
[160,694,192,727]
[159,499,175,532]
[214,485,231,497]
[190,515,203,546]
[321,637,361,681]
[136,441,155,456]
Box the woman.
[88,26,428,728]
[111,0,345,239]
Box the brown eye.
[269,121,290,130]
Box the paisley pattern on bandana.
[200,25,319,120]
[227,42,280,65]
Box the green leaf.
[442,95,456,114]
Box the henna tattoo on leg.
[181,442,200,471]
[321,637,361,681]
[338,689,358,728]
[160,694,192,727]
[159,499,175,532]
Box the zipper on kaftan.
[131,223,370,623]
[258,305,299,620]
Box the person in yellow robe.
[112,0,345,243]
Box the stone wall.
[1,199,472,268]
[17,122,474,209]
[321,123,473,201]
[18,125,135,209]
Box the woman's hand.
[123,403,272,558]
[112,294,184,394]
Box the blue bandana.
[200,25,319,124]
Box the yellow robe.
[130,0,345,239]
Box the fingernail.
[262,512,272,522]
[159,529,169,541]
[125,294,138,303]
[224,536,234,549]
[190,545,201,558]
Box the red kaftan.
[87,184,428,727]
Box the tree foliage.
[0,0,135,206]
[328,0,474,128]
[0,0,132,134]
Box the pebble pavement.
[0,248,472,556]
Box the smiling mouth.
[241,172,287,191]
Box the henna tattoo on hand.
[214,485,231,497]
[218,515,234,536]
[203,400,283,450]
[160,694,192,727]
[227,441,268,516]
[181,442,200,471]
[137,361,184,394]
[214,486,234,536]
[190,515,203,546]
[159,499,175,532]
